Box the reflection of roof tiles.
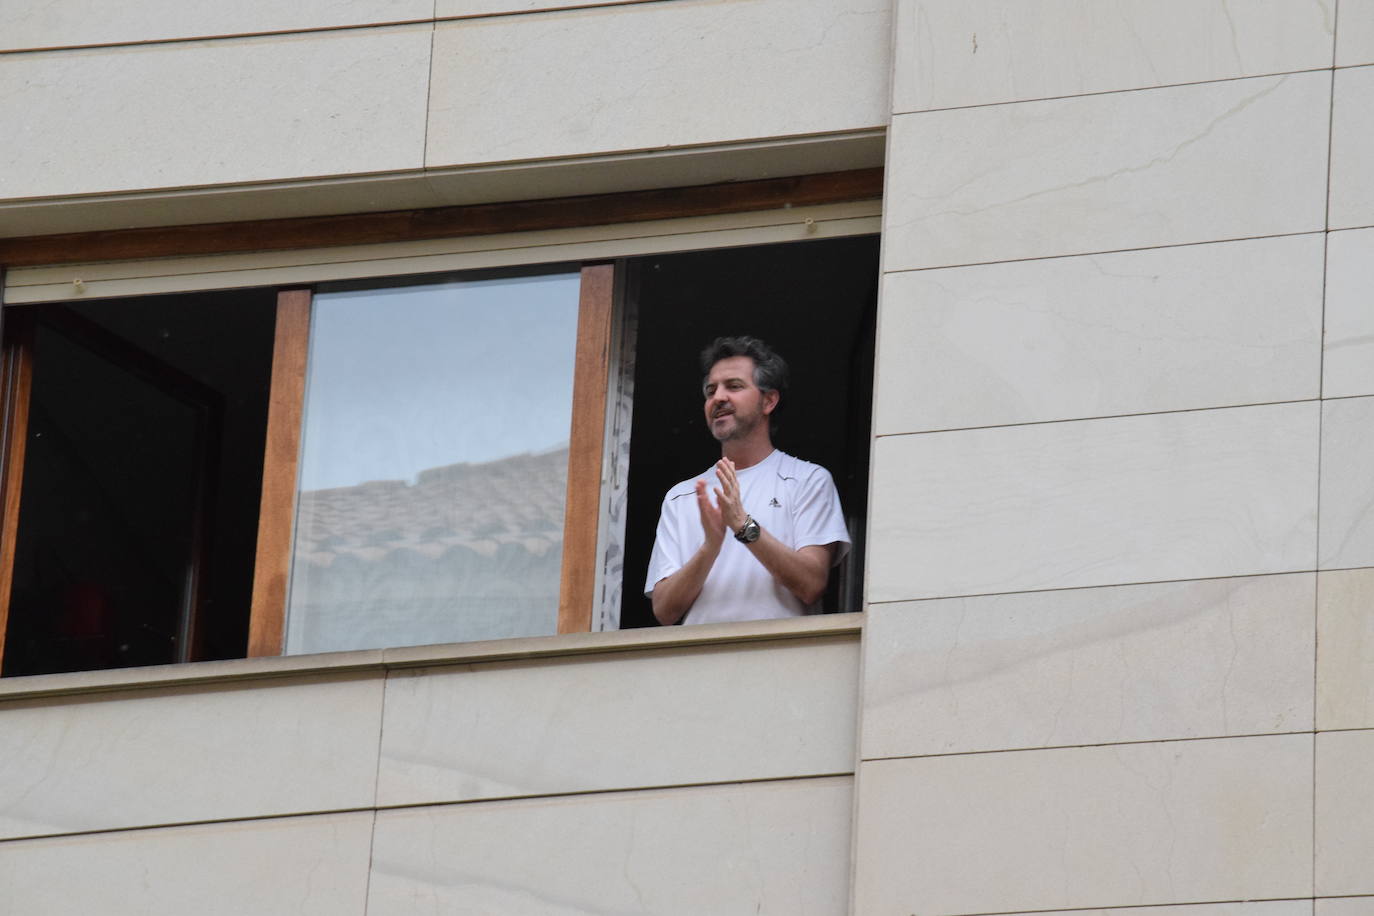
[294,448,568,567]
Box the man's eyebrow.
[703,374,750,394]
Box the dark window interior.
[3,291,275,676]
[621,234,880,628]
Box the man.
[645,336,851,626]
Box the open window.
[614,235,879,628]
[0,171,882,675]
[0,266,614,675]
[0,291,277,675]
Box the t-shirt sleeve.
[644,494,685,597]
[791,466,851,565]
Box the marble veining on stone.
[883,72,1329,271]
[893,0,1334,113]
[869,401,1320,602]
[861,573,1315,759]
[876,233,1323,434]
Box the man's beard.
[711,408,761,442]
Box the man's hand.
[719,455,835,606]
[656,459,838,622]
[655,476,729,626]
[695,478,726,547]
[715,456,833,605]
[712,458,748,534]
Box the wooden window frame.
[0,286,31,673]
[245,289,312,657]
[0,169,882,670]
[244,266,615,656]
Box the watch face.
[736,517,760,543]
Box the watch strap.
[734,515,760,544]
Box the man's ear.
[762,389,780,415]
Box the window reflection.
[285,270,581,653]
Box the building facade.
[1,1,1371,914]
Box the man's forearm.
[743,528,832,606]
[709,457,833,608]
[651,540,722,625]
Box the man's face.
[703,356,777,442]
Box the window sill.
[0,612,864,702]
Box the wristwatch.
[734,515,761,544]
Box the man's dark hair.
[700,336,789,430]
[700,336,789,395]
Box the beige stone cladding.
[1330,64,1374,229]
[0,673,384,841]
[1320,396,1374,570]
[855,735,1314,914]
[858,1,1366,914]
[1,1,433,51]
[1316,728,1374,897]
[425,0,892,170]
[0,26,434,200]
[1317,567,1374,731]
[0,625,859,914]
[1323,228,1374,398]
[0,0,891,221]
[0,812,376,916]
[1338,0,1374,66]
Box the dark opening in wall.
[2,290,275,676]
[621,234,879,628]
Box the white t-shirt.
[644,449,851,625]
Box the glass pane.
[284,271,581,654]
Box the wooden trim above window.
[0,169,883,269]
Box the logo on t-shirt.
[769,497,781,508]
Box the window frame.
[0,169,882,672]
[0,292,32,668]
